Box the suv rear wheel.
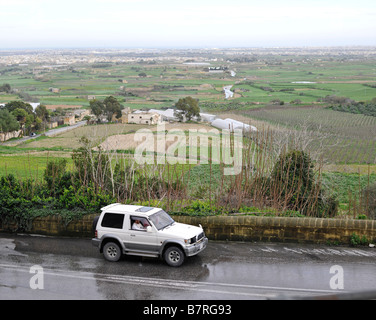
[103,242,122,262]
[164,246,185,267]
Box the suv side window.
[130,216,150,231]
[101,212,124,229]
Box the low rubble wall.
[2,214,375,244]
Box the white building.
[224,118,257,132]
[133,108,180,122]
[211,118,257,132]
[128,111,163,125]
[199,113,217,123]
[27,103,40,112]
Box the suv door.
[126,215,159,254]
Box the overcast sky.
[0,0,375,48]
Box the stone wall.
[0,130,22,142]
[29,214,96,238]
[173,216,376,244]
[3,214,375,244]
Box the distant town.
[1,46,376,67]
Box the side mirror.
[146,226,152,233]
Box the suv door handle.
[130,234,136,237]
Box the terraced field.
[244,105,376,164]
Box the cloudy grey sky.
[0,0,375,48]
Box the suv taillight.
[95,230,98,238]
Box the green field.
[0,153,73,179]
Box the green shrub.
[270,150,338,217]
[44,159,73,196]
[58,184,115,211]
[350,233,369,246]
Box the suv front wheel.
[164,246,185,267]
[103,242,122,262]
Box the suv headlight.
[184,236,196,244]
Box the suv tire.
[103,242,122,262]
[164,246,185,267]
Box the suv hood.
[159,222,202,239]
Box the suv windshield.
[149,210,175,230]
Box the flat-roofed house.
[64,115,76,126]
[128,111,162,125]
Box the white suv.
[92,203,208,267]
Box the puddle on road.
[0,238,27,257]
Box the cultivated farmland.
[242,105,376,164]
[1,47,376,217]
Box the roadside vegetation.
[2,126,376,233]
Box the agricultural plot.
[0,153,73,179]
[244,106,376,164]
[18,123,149,150]
[231,61,376,105]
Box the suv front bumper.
[185,237,208,257]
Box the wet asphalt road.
[1,233,376,300]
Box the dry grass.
[323,164,376,174]
[19,123,149,149]
[96,122,213,151]
[19,122,213,151]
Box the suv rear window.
[101,212,124,229]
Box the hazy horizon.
[1,45,376,51]
[1,0,375,49]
